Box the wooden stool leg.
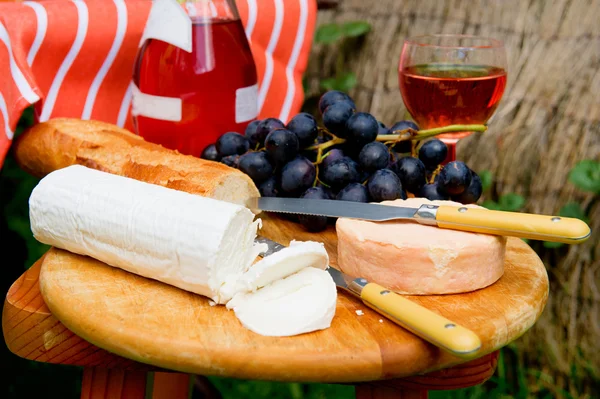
[81,368,146,399]
[80,368,191,399]
[355,385,427,399]
[152,372,192,399]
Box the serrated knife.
[248,197,591,244]
[255,236,482,358]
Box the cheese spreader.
[248,197,591,244]
[255,236,482,358]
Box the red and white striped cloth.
[0,0,317,169]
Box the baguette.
[13,118,260,205]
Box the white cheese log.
[29,165,264,304]
[226,267,337,337]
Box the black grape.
[377,121,390,135]
[318,90,356,114]
[393,156,427,194]
[418,183,449,201]
[389,120,419,153]
[200,144,220,161]
[438,161,472,195]
[322,101,355,137]
[280,156,316,196]
[238,151,273,185]
[346,112,378,149]
[265,129,300,164]
[367,169,407,202]
[451,172,483,204]
[221,154,240,168]
[336,183,369,203]
[418,139,448,170]
[259,176,279,198]
[244,120,262,148]
[216,132,249,157]
[255,118,285,147]
[286,113,318,148]
[298,187,330,232]
[358,142,390,172]
[321,157,360,191]
[321,148,345,169]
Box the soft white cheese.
[29,165,263,304]
[226,267,337,337]
[220,240,329,299]
[29,165,339,337]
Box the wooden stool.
[3,216,548,398]
[2,260,499,398]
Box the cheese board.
[35,213,549,383]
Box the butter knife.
[255,236,482,359]
[248,197,591,244]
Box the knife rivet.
[458,207,468,213]
[380,290,390,295]
[445,323,456,329]
[551,217,561,222]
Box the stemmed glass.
[398,34,508,163]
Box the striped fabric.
[0,0,317,169]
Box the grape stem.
[376,124,487,142]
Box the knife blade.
[255,236,482,358]
[248,197,591,244]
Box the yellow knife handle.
[360,282,482,358]
[434,205,591,244]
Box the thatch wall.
[307,1,599,397]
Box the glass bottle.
[132,0,258,157]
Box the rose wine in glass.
[398,35,507,163]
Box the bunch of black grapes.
[201,90,483,232]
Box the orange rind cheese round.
[336,198,507,295]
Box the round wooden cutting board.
[38,215,549,383]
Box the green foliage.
[1,107,49,269]
[482,193,525,212]
[320,72,357,92]
[339,21,371,38]
[568,159,600,194]
[313,20,372,92]
[314,23,342,44]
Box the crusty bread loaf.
[13,118,260,206]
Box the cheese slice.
[226,267,337,337]
[221,240,329,299]
[29,165,265,304]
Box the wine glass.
[398,34,508,163]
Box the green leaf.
[336,72,357,92]
[568,159,600,193]
[319,77,337,91]
[521,238,530,244]
[559,202,589,223]
[543,241,564,249]
[340,21,371,38]
[315,23,342,44]
[481,199,501,210]
[479,170,493,192]
[498,193,525,212]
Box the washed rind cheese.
[336,198,507,295]
[29,165,264,304]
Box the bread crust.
[13,118,259,205]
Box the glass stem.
[441,139,459,164]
